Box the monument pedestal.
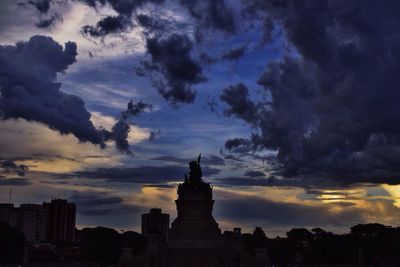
[167,155,223,266]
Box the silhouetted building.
[0,203,13,223]
[141,208,170,240]
[43,199,76,243]
[0,199,76,243]
[169,155,221,242]
[168,154,223,266]
[234,227,242,236]
[19,204,46,242]
[0,203,46,242]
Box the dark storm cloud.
[22,0,237,105]
[223,154,244,162]
[245,170,265,177]
[179,0,235,34]
[23,0,166,34]
[141,34,206,104]
[69,190,143,216]
[217,176,274,187]
[136,14,169,32]
[260,16,274,43]
[199,53,218,66]
[216,195,364,227]
[0,35,104,145]
[81,0,164,16]
[28,0,51,13]
[216,176,307,187]
[223,0,400,185]
[108,100,153,153]
[0,177,31,186]
[81,15,132,37]
[78,0,167,39]
[122,100,153,118]
[0,35,141,152]
[151,156,191,164]
[36,13,61,28]
[217,174,374,190]
[221,45,246,61]
[224,138,253,153]
[151,154,225,166]
[26,0,234,35]
[141,183,175,188]
[204,155,225,166]
[220,83,258,125]
[21,0,64,28]
[73,164,220,183]
[0,160,28,176]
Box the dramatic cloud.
[0,35,146,152]
[0,177,31,186]
[21,0,240,105]
[0,35,104,144]
[224,138,253,154]
[36,14,61,28]
[216,176,340,189]
[21,0,63,28]
[81,0,164,17]
[151,154,225,166]
[245,170,265,177]
[79,0,167,39]
[0,160,28,176]
[82,15,132,37]
[221,45,246,61]
[222,0,400,185]
[69,190,143,216]
[108,100,153,153]
[28,0,51,13]
[73,164,221,184]
[220,83,258,124]
[136,14,170,33]
[142,34,206,104]
[216,195,365,227]
[179,0,236,34]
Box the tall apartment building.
[43,199,76,243]
[0,199,76,243]
[0,203,13,223]
[142,208,170,240]
[19,204,46,242]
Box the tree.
[120,231,147,256]
[0,222,25,264]
[79,227,122,267]
[242,227,269,255]
[286,228,313,241]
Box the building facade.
[0,199,76,243]
[168,155,224,267]
[0,203,13,223]
[43,199,76,243]
[19,204,46,242]
[142,208,170,241]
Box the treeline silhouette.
[1,222,400,266]
[241,224,400,266]
[0,223,146,266]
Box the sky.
[1,0,400,237]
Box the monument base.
[168,240,224,267]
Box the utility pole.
[9,187,12,203]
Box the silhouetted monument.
[168,154,222,266]
[169,154,221,241]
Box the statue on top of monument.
[189,154,202,185]
[177,153,212,197]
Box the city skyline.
[1,0,400,238]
